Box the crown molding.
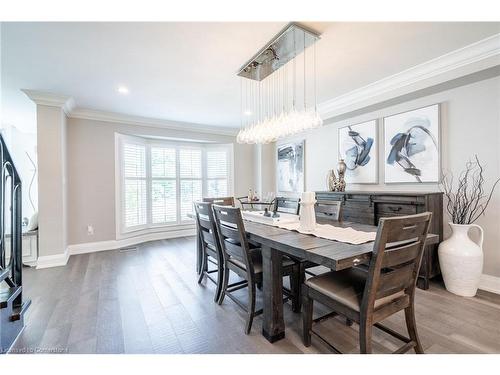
[21,89,75,115]
[318,33,500,119]
[69,108,239,137]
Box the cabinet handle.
[388,206,402,212]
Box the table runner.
[242,211,376,245]
[275,222,376,245]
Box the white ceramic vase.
[299,200,317,232]
[438,223,484,297]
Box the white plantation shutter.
[179,149,202,178]
[151,147,176,178]
[179,148,202,220]
[119,136,232,233]
[123,143,147,228]
[151,146,177,224]
[206,149,229,197]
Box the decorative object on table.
[338,120,378,183]
[299,191,317,232]
[384,104,440,183]
[326,169,337,191]
[263,208,271,217]
[26,211,38,231]
[325,160,347,192]
[336,159,347,192]
[439,155,500,297]
[277,140,305,193]
[236,23,322,144]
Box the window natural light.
[117,134,233,234]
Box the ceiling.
[1,22,499,133]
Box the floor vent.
[118,246,138,253]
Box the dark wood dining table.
[193,215,439,343]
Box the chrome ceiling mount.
[237,22,320,82]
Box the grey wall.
[66,118,254,245]
[267,76,500,278]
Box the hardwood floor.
[10,236,500,354]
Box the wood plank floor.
[10,236,500,354]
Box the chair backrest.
[211,205,255,274]
[194,201,222,255]
[315,200,342,223]
[203,196,235,206]
[274,197,300,215]
[361,212,432,314]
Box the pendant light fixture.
[236,23,322,144]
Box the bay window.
[117,134,233,236]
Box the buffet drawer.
[377,202,417,217]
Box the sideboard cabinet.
[315,191,443,289]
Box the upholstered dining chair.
[302,212,432,354]
[202,196,235,206]
[194,201,224,302]
[212,204,301,334]
[293,200,345,308]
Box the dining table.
[192,213,439,343]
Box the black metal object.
[1,133,27,352]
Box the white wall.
[37,105,68,257]
[66,117,254,245]
[269,76,500,278]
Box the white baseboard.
[34,228,196,269]
[479,274,500,295]
[67,228,196,256]
[36,249,70,269]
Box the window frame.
[115,133,234,239]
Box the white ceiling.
[1,22,499,133]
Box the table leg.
[261,245,285,342]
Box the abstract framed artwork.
[277,140,305,193]
[338,120,378,184]
[384,104,440,183]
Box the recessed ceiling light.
[243,110,252,116]
[117,86,129,95]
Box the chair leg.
[214,256,224,303]
[217,262,229,305]
[197,252,207,284]
[405,304,424,353]
[359,320,373,354]
[245,280,256,334]
[290,264,301,313]
[302,285,313,347]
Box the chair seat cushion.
[229,250,295,275]
[305,268,404,312]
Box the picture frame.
[338,119,378,184]
[277,140,305,193]
[383,104,441,184]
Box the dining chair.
[194,201,224,302]
[293,200,345,308]
[274,197,300,214]
[203,196,235,206]
[315,200,342,223]
[302,212,432,354]
[212,204,301,334]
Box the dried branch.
[440,155,500,225]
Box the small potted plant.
[439,155,499,297]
